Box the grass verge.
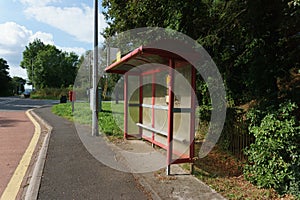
[51,101,123,139]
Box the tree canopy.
[0,58,12,96]
[21,39,80,89]
[102,0,300,106]
[11,76,26,95]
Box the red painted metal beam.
[190,66,196,161]
[151,73,156,144]
[104,46,194,74]
[139,75,143,137]
[172,158,193,164]
[141,68,164,76]
[142,135,167,149]
[167,59,175,172]
[105,46,143,73]
[124,74,128,139]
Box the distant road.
[0,97,58,111]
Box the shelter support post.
[190,66,196,174]
[151,73,156,147]
[166,59,175,175]
[139,75,143,138]
[124,74,128,139]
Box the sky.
[0,0,108,80]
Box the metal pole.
[124,74,128,139]
[89,52,92,89]
[106,37,110,69]
[151,73,155,147]
[31,59,34,90]
[190,66,196,174]
[166,58,175,175]
[139,74,143,138]
[92,0,99,136]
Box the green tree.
[11,76,26,95]
[60,52,80,87]
[21,39,79,89]
[20,39,46,87]
[0,58,12,96]
[102,0,300,106]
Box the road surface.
[0,97,57,199]
[0,97,57,111]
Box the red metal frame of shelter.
[105,46,196,174]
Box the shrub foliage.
[244,101,300,197]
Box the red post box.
[69,91,76,101]
[68,91,73,101]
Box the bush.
[244,101,300,197]
[31,87,72,99]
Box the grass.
[30,94,59,100]
[52,102,74,121]
[98,102,123,138]
[51,102,296,200]
[52,101,123,139]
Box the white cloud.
[0,21,86,79]
[0,22,55,67]
[9,67,28,79]
[0,22,32,53]
[20,0,60,7]
[30,31,54,45]
[0,22,55,62]
[0,22,33,77]
[59,46,86,56]
[24,4,107,43]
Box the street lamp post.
[92,0,99,136]
[31,59,34,90]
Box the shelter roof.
[104,46,191,74]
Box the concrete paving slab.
[113,140,225,200]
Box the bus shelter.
[105,46,196,175]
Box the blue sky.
[0,0,107,79]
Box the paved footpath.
[0,111,34,198]
[33,106,224,200]
[34,107,149,200]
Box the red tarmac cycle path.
[0,111,34,196]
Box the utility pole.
[92,0,99,136]
[106,37,110,69]
[31,59,34,90]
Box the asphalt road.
[0,97,58,111]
